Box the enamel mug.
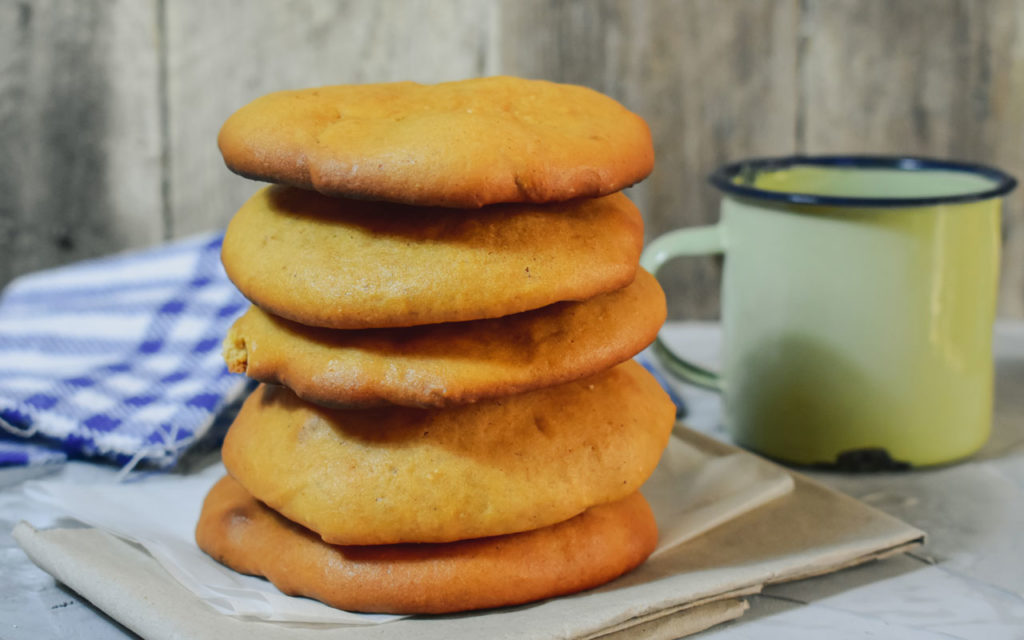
[642,156,1016,468]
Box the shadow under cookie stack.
[196,76,677,614]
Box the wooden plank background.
[3,0,1023,319]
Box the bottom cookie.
[195,475,658,614]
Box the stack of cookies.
[195,76,676,614]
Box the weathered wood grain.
[163,0,499,237]
[0,0,163,286]
[3,0,1024,319]
[498,0,800,320]
[799,0,1024,316]
[983,2,1024,318]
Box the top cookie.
[218,76,654,208]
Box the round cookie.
[221,185,644,329]
[196,475,658,614]
[221,360,675,545]
[218,76,654,208]
[223,268,666,408]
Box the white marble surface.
[1,321,1023,639]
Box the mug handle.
[640,225,726,392]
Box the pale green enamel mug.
[642,156,1017,469]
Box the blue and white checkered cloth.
[0,232,249,469]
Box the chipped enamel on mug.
[642,156,1017,469]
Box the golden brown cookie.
[221,185,644,329]
[196,475,658,614]
[217,76,654,208]
[222,360,675,545]
[223,268,665,408]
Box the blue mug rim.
[708,154,1018,208]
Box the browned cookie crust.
[223,268,666,408]
[218,76,654,208]
[221,185,644,329]
[221,360,676,545]
[196,475,658,614]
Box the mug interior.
[710,156,1016,208]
